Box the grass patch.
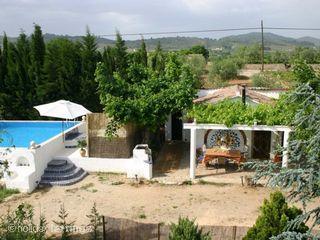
[97,172,124,182]
[111,181,125,185]
[0,188,19,202]
[198,179,230,187]
[138,213,146,219]
[80,183,94,190]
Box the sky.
[1,0,320,39]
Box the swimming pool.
[0,121,79,148]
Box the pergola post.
[189,125,197,180]
[282,130,290,168]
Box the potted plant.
[77,139,87,157]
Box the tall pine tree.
[30,24,45,104]
[114,31,128,80]
[80,27,101,112]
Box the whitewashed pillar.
[282,130,290,168]
[189,123,197,179]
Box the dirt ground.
[1,173,318,235]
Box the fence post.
[158,223,160,240]
[102,216,106,240]
[232,225,237,240]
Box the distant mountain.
[1,32,319,51]
[297,36,320,46]
[218,32,315,49]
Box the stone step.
[41,167,84,181]
[44,163,76,174]
[39,171,88,186]
[48,159,67,167]
[40,159,87,186]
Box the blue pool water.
[0,121,79,148]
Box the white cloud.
[0,0,320,38]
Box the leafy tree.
[169,217,211,240]
[209,58,239,82]
[188,45,209,60]
[96,39,196,140]
[184,54,206,88]
[80,27,102,112]
[243,191,308,240]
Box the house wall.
[4,122,85,193]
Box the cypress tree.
[102,46,115,75]
[0,33,8,88]
[150,42,165,74]
[39,38,82,103]
[114,31,128,79]
[139,38,148,67]
[80,27,101,112]
[30,24,45,104]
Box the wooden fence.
[87,113,140,158]
[101,216,250,240]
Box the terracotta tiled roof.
[194,85,284,104]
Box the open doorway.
[171,112,183,141]
[252,131,271,159]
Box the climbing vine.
[186,94,297,127]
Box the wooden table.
[203,148,245,166]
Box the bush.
[0,188,19,202]
[251,71,295,88]
[0,203,47,240]
[169,217,211,240]
[243,191,308,240]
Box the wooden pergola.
[183,121,292,179]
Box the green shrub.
[243,191,308,240]
[169,217,211,240]
[53,204,75,240]
[0,188,19,202]
[0,203,47,240]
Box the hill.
[1,32,319,51]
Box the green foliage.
[292,59,320,91]
[0,25,102,120]
[251,64,320,237]
[183,54,206,88]
[53,204,75,240]
[0,188,19,202]
[77,139,87,150]
[182,45,209,60]
[96,35,196,137]
[209,58,241,81]
[0,203,47,240]
[86,203,102,240]
[252,71,295,88]
[187,95,296,127]
[243,191,308,240]
[169,217,211,240]
[80,27,102,113]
